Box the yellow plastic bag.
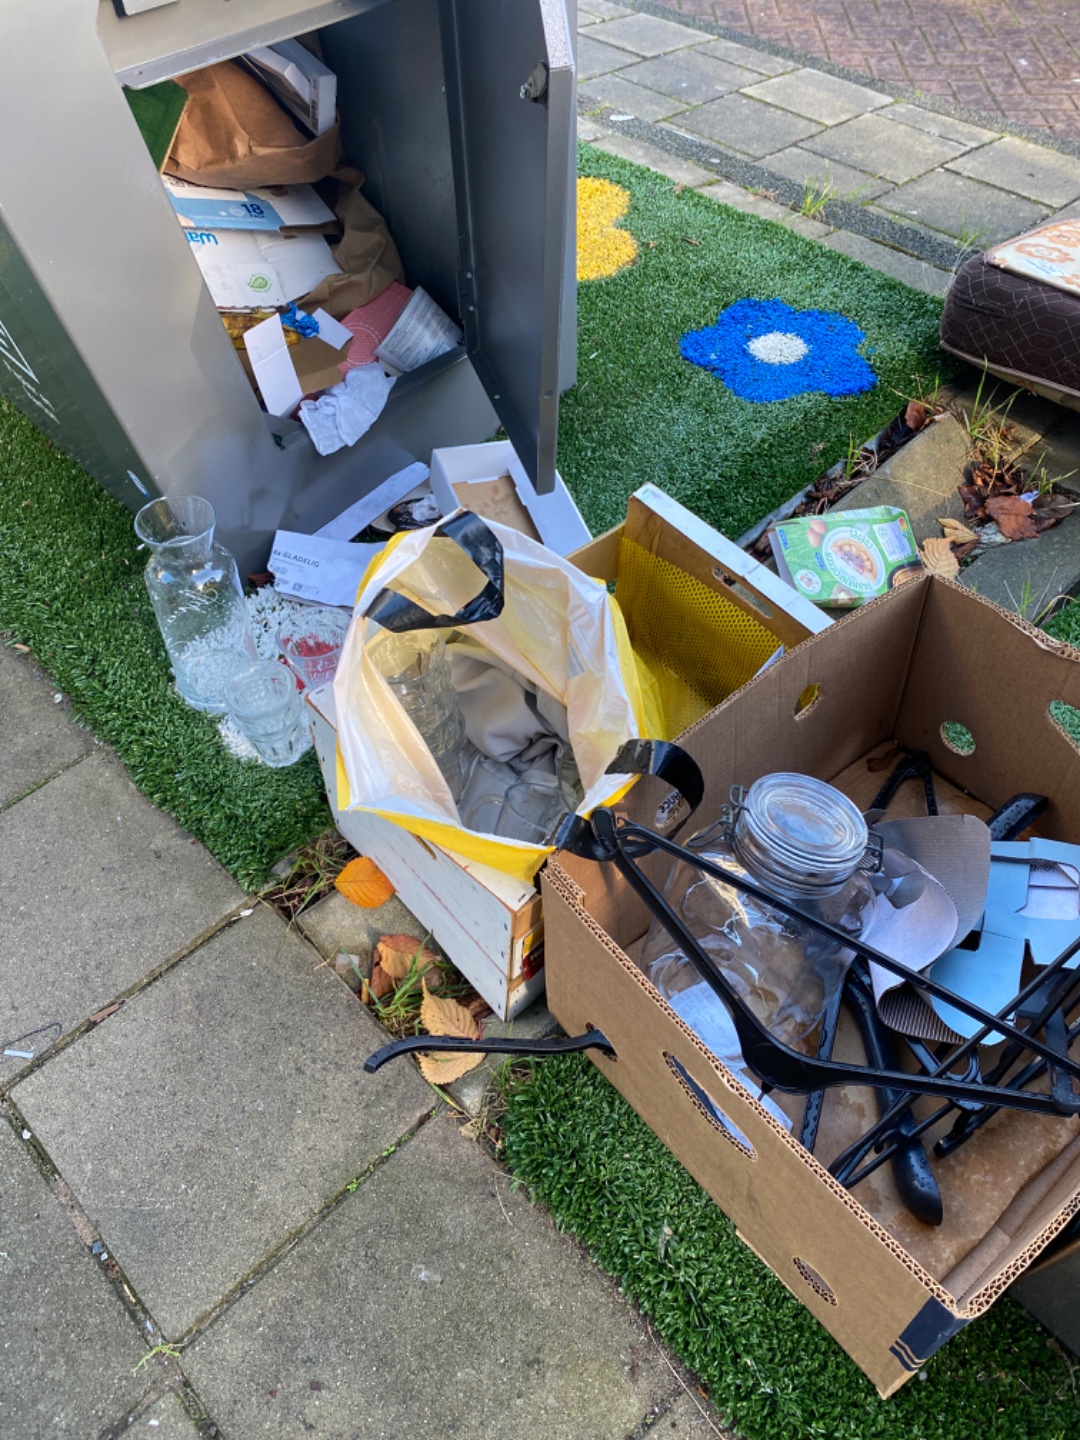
[332,512,655,882]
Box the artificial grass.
[503,1054,1080,1440]
[560,145,949,538]
[0,398,329,888]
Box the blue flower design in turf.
[680,298,876,403]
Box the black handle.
[844,964,943,1226]
[986,792,1048,842]
[558,739,705,860]
[364,511,505,632]
[364,1027,616,1074]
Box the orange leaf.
[417,990,484,1085]
[367,963,395,1001]
[918,537,959,580]
[375,933,439,983]
[334,856,394,909]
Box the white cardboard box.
[307,479,823,1017]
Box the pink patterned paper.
[338,283,413,375]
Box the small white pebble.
[239,908,254,917]
[21,1130,30,1140]
[53,693,62,703]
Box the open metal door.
[441,0,574,494]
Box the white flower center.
[746,331,809,365]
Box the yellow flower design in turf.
[577,176,638,281]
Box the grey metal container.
[0,0,576,574]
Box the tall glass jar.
[369,629,475,802]
[640,773,876,1080]
[135,496,258,714]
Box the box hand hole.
[940,721,976,756]
[664,1053,756,1159]
[794,682,821,719]
[1048,701,1080,757]
[712,568,774,620]
[792,1256,837,1306]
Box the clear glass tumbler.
[224,661,310,768]
[277,606,351,690]
[494,771,569,845]
[370,629,474,801]
[135,495,257,713]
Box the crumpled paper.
[299,363,395,455]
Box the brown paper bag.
[298,186,405,319]
[166,61,356,188]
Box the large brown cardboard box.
[544,574,1080,1396]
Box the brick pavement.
[577,6,1080,288]
[647,0,1080,139]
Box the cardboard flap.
[895,581,1080,833]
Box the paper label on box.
[269,531,385,608]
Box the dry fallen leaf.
[418,990,484,1085]
[335,855,394,909]
[375,933,438,983]
[938,517,979,544]
[985,494,1038,541]
[919,537,960,579]
[905,400,931,432]
[363,963,395,1003]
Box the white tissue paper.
[299,364,396,456]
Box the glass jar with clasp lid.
[639,773,881,1072]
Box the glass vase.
[135,495,257,714]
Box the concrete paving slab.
[762,146,892,202]
[130,1392,204,1437]
[296,888,432,965]
[577,35,633,81]
[677,94,823,159]
[742,68,891,127]
[185,1113,683,1440]
[1032,414,1080,498]
[582,71,688,121]
[12,906,432,1339]
[660,1391,732,1436]
[877,103,999,150]
[697,38,795,76]
[803,112,966,184]
[821,230,952,297]
[587,13,702,57]
[877,168,1048,245]
[697,180,792,225]
[590,133,717,186]
[0,751,242,1075]
[959,512,1080,614]
[578,118,607,143]
[579,0,631,21]
[783,213,833,241]
[947,136,1080,209]
[0,645,93,810]
[619,51,759,104]
[0,1123,150,1438]
[831,412,971,543]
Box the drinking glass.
[224,661,310,768]
[277,606,351,690]
[494,771,568,845]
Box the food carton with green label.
[769,506,922,608]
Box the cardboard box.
[542,574,1080,1395]
[307,477,819,1018]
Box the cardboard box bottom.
[544,575,1080,1395]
